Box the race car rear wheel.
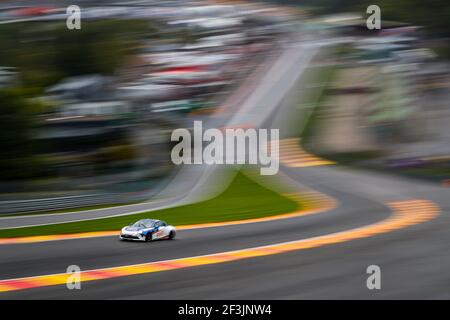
[145,233,152,242]
[168,230,176,240]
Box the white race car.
[119,219,176,242]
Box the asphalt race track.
[0,36,449,299]
[1,157,449,298]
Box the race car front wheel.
[168,230,176,240]
[145,233,152,242]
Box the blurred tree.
[376,0,450,34]
[0,89,47,180]
[0,19,157,89]
[270,0,450,34]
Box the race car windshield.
[131,219,156,228]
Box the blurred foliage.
[0,88,48,180]
[0,19,158,181]
[376,0,450,35]
[95,144,137,164]
[0,19,157,89]
[273,0,450,34]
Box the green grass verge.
[0,170,299,238]
[3,203,134,217]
